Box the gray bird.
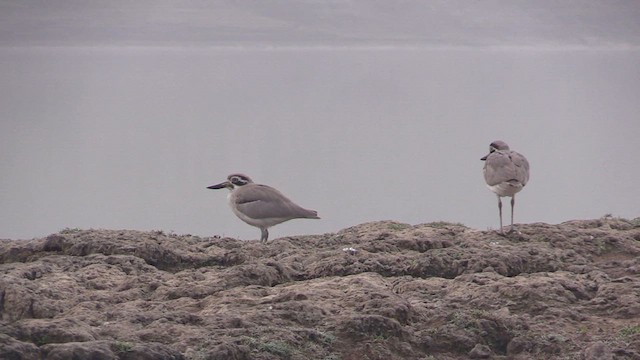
[207,174,320,242]
[481,140,530,234]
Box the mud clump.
[1,218,640,359]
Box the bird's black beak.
[207,181,232,190]
[481,148,494,161]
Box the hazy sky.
[1,1,639,240]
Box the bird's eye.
[231,176,245,185]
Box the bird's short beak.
[207,181,232,190]
[480,154,488,161]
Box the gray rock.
[582,341,613,360]
[0,219,639,359]
[468,343,492,358]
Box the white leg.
[497,196,504,234]
[510,196,515,233]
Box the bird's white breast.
[487,182,523,197]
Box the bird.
[207,174,320,243]
[481,140,530,234]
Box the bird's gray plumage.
[233,184,318,220]
[208,174,319,242]
[481,140,530,234]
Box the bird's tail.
[306,209,320,219]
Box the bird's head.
[207,173,253,191]
[481,140,510,161]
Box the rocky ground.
[1,217,640,360]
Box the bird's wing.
[511,151,530,186]
[234,184,317,219]
[484,151,526,186]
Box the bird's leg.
[497,196,504,234]
[509,196,516,233]
[260,228,269,243]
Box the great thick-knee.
[208,174,320,242]
[481,141,530,234]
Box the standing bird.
[207,174,320,243]
[481,140,530,234]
